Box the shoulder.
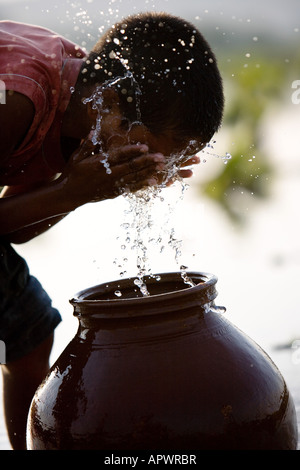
[0,91,34,161]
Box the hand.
[177,155,201,179]
[155,155,200,187]
[59,136,167,204]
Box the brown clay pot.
[26,272,298,450]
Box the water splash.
[80,52,229,297]
[210,304,227,314]
[82,77,229,297]
[83,86,105,145]
[202,139,232,164]
[180,265,196,288]
[82,76,198,296]
[80,38,146,174]
[82,67,142,174]
[116,168,197,296]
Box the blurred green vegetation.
[199,50,298,225]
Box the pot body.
[27,272,298,450]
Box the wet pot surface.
[27,272,298,450]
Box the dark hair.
[76,12,224,144]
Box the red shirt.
[0,21,86,186]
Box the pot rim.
[70,271,218,318]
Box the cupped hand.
[177,155,200,178]
[158,155,200,187]
[59,136,167,205]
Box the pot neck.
[70,272,218,322]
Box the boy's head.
[76,12,224,156]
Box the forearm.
[3,215,68,244]
[0,139,171,241]
[0,178,77,238]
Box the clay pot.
[27,272,298,450]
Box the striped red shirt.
[0,21,86,185]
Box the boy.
[0,12,224,449]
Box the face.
[86,86,204,176]
[97,98,203,165]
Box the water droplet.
[211,305,227,314]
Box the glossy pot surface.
[27,272,298,450]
